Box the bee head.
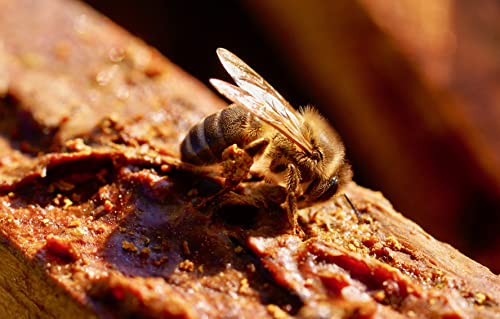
[304,175,338,202]
[302,161,352,203]
[299,107,352,203]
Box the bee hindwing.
[212,48,313,154]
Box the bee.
[180,48,352,233]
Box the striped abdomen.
[181,104,262,165]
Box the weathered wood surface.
[0,0,498,318]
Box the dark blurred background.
[84,0,500,273]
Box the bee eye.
[305,175,338,202]
[316,176,338,202]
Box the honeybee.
[181,48,352,233]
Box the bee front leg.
[285,164,304,236]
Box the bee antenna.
[343,194,362,219]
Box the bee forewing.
[210,79,312,153]
[210,79,261,116]
[216,48,298,122]
[215,48,313,153]
[216,48,263,88]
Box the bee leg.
[221,144,254,185]
[244,138,269,157]
[285,164,304,236]
[194,144,254,209]
[220,138,269,185]
[244,138,269,181]
[195,140,268,209]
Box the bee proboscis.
[180,48,352,234]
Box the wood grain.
[0,0,498,318]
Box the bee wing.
[210,79,312,153]
[213,48,313,154]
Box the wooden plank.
[0,0,498,318]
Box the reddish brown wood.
[0,0,498,318]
